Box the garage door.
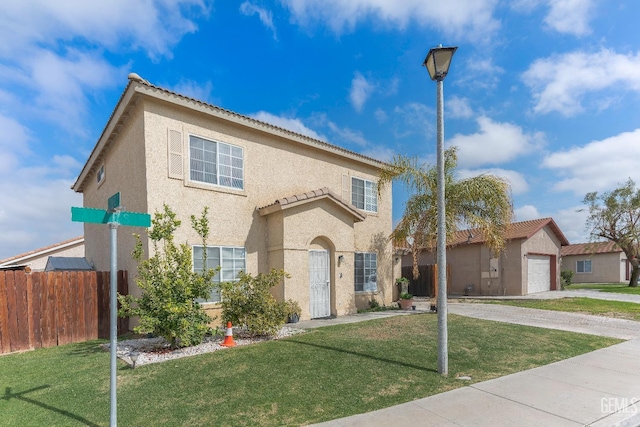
[527,255,550,294]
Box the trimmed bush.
[220,269,289,337]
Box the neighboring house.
[71,73,396,322]
[561,241,629,283]
[400,218,570,296]
[0,236,85,272]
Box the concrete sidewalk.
[303,303,640,427]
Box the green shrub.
[561,270,574,290]
[118,204,218,349]
[220,269,289,337]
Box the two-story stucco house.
[72,73,396,322]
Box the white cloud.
[281,0,500,41]
[515,205,541,221]
[393,102,434,138]
[251,111,326,140]
[171,79,214,103]
[458,168,529,194]
[240,2,278,40]
[460,56,505,90]
[361,145,395,162]
[522,48,640,116]
[543,128,640,194]
[553,205,590,243]
[512,0,595,37]
[327,122,369,147]
[447,116,544,168]
[0,0,208,59]
[544,0,594,36]
[349,72,375,112]
[0,114,31,173]
[374,108,388,123]
[447,96,473,119]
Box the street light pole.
[423,45,457,376]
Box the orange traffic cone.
[221,321,236,347]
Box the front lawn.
[493,297,640,321]
[566,282,640,294]
[0,313,620,426]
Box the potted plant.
[396,277,410,295]
[284,299,301,323]
[398,292,413,310]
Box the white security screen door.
[309,250,330,318]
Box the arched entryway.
[309,237,334,318]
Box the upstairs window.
[193,246,246,303]
[189,135,244,190]
[97,165,105,185]
[354,252,377,292]
[576,260,592,273]
[352,177,377,213]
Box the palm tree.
[378,146,514,278]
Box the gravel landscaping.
[103,326,306,367]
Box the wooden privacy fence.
[402,264,451,297]
[0,270,128,355]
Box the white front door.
[527,255,551,294]
[309,250,331,318]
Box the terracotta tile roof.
[258,187,365,221]
[395,217,569,251]
[0,236,84,265]
[561,241,622,256]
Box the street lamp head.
[423,46,458,81]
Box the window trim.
[96,164,105,186]
[192,245,246,303]
[188,134,244,191]
[576,259,592,274]
[351,176,378,213]
[354,252,378,293]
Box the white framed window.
[96,165,105,185]
[352,177,377,213]
[577,260,592,273]
[354,252,377,292]
[189,135,244,190]
[193,246,246,302]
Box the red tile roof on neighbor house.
[395,217,569,251]
[561,241,622,256]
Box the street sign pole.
[109,219,118,427]
[71,193,150,427]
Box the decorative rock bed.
[102,326,305,367]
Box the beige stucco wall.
[80,92,393,325]
[561,252,626,283]
[83,102,149,289]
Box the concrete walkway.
[303,301,640,427]
[458,289,640,305]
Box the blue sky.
[1,0,640,260]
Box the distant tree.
[583,178,640,287]
[378,146,514,278]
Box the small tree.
[119,204,218,348]
[220,269,289,337]
[583,178,640,287]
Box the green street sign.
[72,207,150,227]
[115,211,151,227]
[108,192,121,212]
[72,207,111,224]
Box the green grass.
[493,297,640,321]
[0,314,620,427]
[565,282,640,294]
